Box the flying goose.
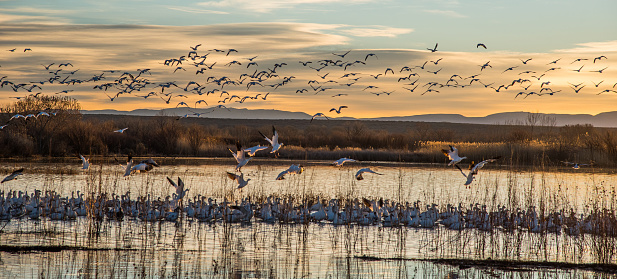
[1,168,24,183]
[355,168,382,180]
[259,126,283,154]
[455,157,501,186]
[227,172,251,189]
[229,142,251,171]
[442,145,467,166]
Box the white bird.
[561,161,591,169]
[79,154,90,170]
[455,157,501,187]
[126,158,159,176]
[276,164,304,180]
[259,126,283,154]
[9,114,25,121]
[355,168,382,180]
[167,176,189,201]
[1,168,24,183]
[227,172,251,189]
[244,145,268,156]
[229,142,251,171]
[442,145,467,166]
[332,158,356,167]
[114,127,128,133]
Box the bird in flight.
[229,142,252,172]
[476,43,487,49]
[114,127,128,133]
[561,161,592,169]
[227,172,251,189]
[276,164,304,180]
[310,112,329,123]
[442,145,467,166]
[593,56,607,63]
[79,154,90,170]
[259,126,283,154]
[356,168,383,180]
[332,158,356,167]
[1,168,24,183]
[329,106,348,114]
[427,43,438,52]
[455,157,501,187]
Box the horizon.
[0,1,616,118]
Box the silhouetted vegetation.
[1,97,617,166]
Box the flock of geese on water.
[0,129,603,236]
[0,44,615,125]
[0,187,615,238]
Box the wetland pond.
[1,158,617,278]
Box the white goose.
[229,142,251,171]
[355,168,382,180]
[332,158,356,167]
[455,157,501,186]
[276,164,304,180]
[442,145,467,166]
[244,145,268,157]
[259,126,283,154]
[227,172,251,189]
[79,154,90,170]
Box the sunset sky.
[0,0,616,118]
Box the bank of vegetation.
[1,96,617,167]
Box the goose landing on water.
[229,142,251,171]
[1,168,24,183]
[355,168,382,180]
[442,145,467,166]
[455,157,501,187]
[259,126,283,155]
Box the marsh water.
[1,159,617,278]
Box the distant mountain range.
[82,108,617,127]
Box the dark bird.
[365,53,378,61]
[427,43,438,52]
[310,113,329,123]
[593,56,607,63]
[329,106,348,114]
[476,43,487,49]
[1,168,24,183]
[520,58,533,64]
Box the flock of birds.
[1,44,615,123]
[0,188,615,238]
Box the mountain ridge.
[81,108,617,127]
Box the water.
[1,160,616,278]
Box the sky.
[0,0,616,118]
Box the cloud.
[198,0,373,13]
[553,41,617,53]
[339,26,413,38]
[166,6,230,15]
[0,24,615,118]
[0,13,71,25]
[423,9,467,18]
